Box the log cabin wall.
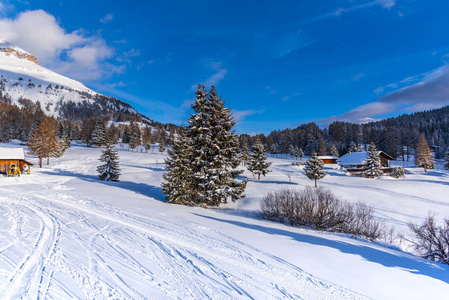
[0,159,20,174]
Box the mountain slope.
[0,38,144,122]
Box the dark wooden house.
[317,156,339,164]
[0,148,34,174]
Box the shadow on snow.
[194,214,449,284]
[40,169,165,202]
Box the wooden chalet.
[0,148,34,174]
[317,156,338,164]
[337,151,394,175]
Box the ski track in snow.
[0,181,367,300]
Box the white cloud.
[0,9,122,81]
[320,64,449,125]
[281,92,302,102]
[191,61,228,91]
[306,0,397,23]
[100,14,113,24]
[232,109,265,123]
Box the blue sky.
[1,0,449,134]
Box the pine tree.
[317,138,327,156]
[269,143,280,157]
[443,151,449,170]
[28,117,58,168]
[298,148,304,161]
[81,118,95,147]
[91,120,108,148]
[247,137,272,180]
[330,143,339,157]
[240,141,250,166]
[162,128,194,204]
[365,141,382,178]
[97,137,120,181]
[159,141,166,154]
[415,133,435,172]
[304,151,327,187]
[122,126,131,144]
[293,145,300,160]
[186,85,247,205]
[52,132,71,158]
[129,124,141,151]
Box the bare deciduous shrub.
[347,203,385,240]
[259,187,386,241]
[408,215,449,264]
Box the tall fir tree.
[161,127,194,204]
[129,124,141,151]
[330,143,339,157]
[317,138,327,156]
[186,85,247,205]
[240,140,250,166]
[298,148,304,161]
[247,137,272,180]
[91,120,108,148]
[159,141,166,154]
[364,141,382,178]
[122,126,131,144]
[304,151,327,187]
[97,137,121,181]
[415,133,435,172]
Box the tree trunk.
[38,156,42,168]
[258,173,261,180]
[47,156,50,165]
[315,178,317,187]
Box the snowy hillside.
[0,38,139,121]
[0,141,448,299]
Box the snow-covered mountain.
[0,38,144,122]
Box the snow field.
[0,142,448,299]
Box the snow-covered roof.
[0,148,25,160]
[337,152,367,166]
[317,156,338,160]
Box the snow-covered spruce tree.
[365,141,382,178]
[186,85,247,206]
[240,140,250,166]
[159,141,166,154]
[304,151,327,187]
[91,120,108,148]
[444,151,449,170]
[269,143,280,157]
[317,138,327,156]
[330,143,339,157]
[415,133,435,172]
[97,137,121,181]
[129,124,141,151]
[161,127,194,204]
[298,148,304,161]
[247,137,272,180]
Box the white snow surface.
[0,142,448,299]
[0,147,24,160]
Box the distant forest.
[240,105,449,159]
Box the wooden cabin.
[317,156,338,164]
[0,148,34,175]
[337,151,394,174]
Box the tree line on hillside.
[240,105,449,160]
